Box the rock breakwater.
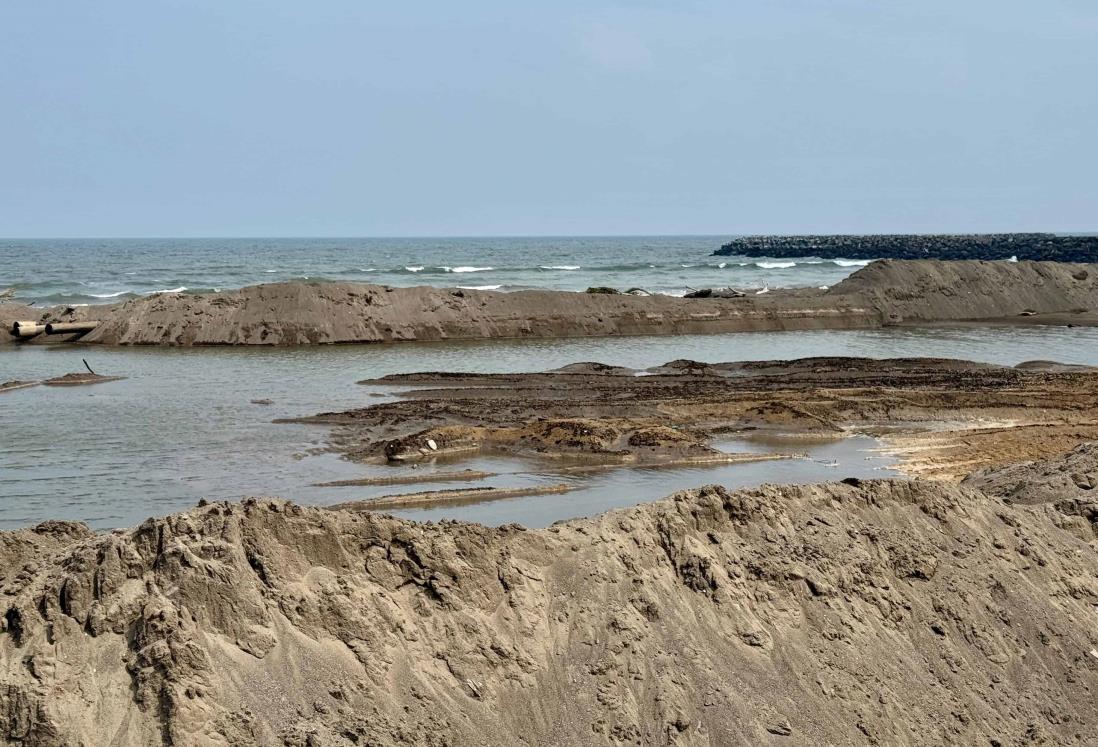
[715,233,1098,262]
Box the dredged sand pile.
[4,259,1096,346]
[1,470,1096,745]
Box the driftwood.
[44,321,100,335]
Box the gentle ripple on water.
[0,236,864,304]
[3,324,1098,530]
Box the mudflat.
[3,259,1096,346]
[297,356,1098,481]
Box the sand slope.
[3,260,1095,346]
[965,442,1098,505]
[74,282,875,346]
[838,259,1097,322]
[2,475,1097,745]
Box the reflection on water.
[383,436,896,528]
[2,324,1097,530]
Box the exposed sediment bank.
[2,259,1095,346]
[715,232,1098,262]
[2,471,1096,745]
[331,482,576,511]
[300,356,1098,480]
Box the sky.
[2,1,1096,237]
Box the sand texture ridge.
[3,259,1096,346]
[1,472,1097,746]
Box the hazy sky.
[3,1,1096,237]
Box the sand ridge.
[3,259,1096,346]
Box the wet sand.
[298,356,1098,485]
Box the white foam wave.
[717,262,727,269]
[89,291,129,298]
[755,261,796,269]
[539,265,581,271]
[755,287,770,295]
[1008,255,1018,263]
[145,286,187,295]
[458,284,503,290]
[445,266,493,273]
[833,259,872,267]
[405,266,425,272]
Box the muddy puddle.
[322,435,898,527]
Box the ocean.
[0,236,868,305]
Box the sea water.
[0,236,866,305]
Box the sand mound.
[837,259,1098,322]
[964,442,1098,505]
[72,282,876,346]
[2,479,1097,745]
[3,260,1095,347]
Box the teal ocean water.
[0,236,869,305]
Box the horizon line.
[2,230,1096,242]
